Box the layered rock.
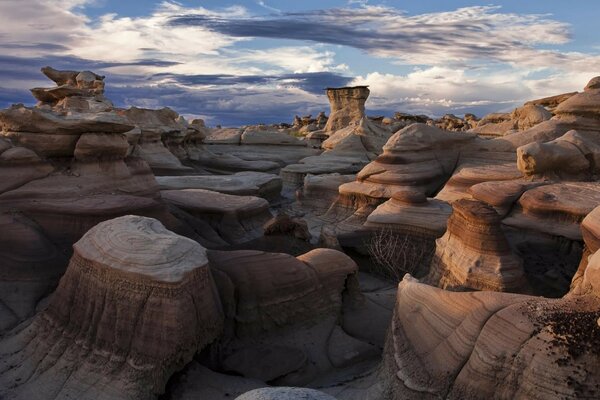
[0,68,187,332]
[123,107,195,174]
[503,182,600,241]
[517,129,600,178]
[324,86,370,132]
[0,216,223,400]
[161,189,272,244]
[373,202,600,400]
[156,172,282,200]
[471,104,552,137]
[205,248,379,386]
[365,190,451,239]
[207,248,358,336]
[426,199,526,292]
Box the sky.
[0,0,599,126]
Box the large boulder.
[0,216,224,400]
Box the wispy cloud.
[169,5,588,68]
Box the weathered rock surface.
[156,172,282,200]
[0,216,223,400]
[324,86,370,132]
[236,387,337,400]
[426,199,526,292]
[161,189,272,244]
[503,182,600,241]
[517,129,600,178]
[374,203,600,400]
[365,190,451,238]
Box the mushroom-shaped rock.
[426,199,526,292]
[324,86,370,132]
[365,190,451,239]
[0,215,223,400]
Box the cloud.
[169,5,590,68]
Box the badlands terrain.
[0,67,599,400]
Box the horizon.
[1,0,599,126]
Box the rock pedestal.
[324,86,370,132]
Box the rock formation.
[377,205,600,399]
[0,216,223,400]
[426,199,526,292]
[156,172,282,200]
[281,87,393,186]
[324,86,369,132]
[161,189,272,244]
[236,387,336,400]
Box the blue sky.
[0,1,599,126]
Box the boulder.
[161,189,272,244]
[0,216,223,400]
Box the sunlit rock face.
[281,86,394,186]
[0,216,224,400]
[376,205,600,400]
[516,77,600,179]
[324,86,370,132]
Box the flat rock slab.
[161,189,272,244]
[156,172,282,199]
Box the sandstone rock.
[296,173,355,213]
[322,117,392,155]
[122,107,191,173]
[434,152,522,203]
[503,182,600,240]
[263,213,310,240]
[0,216,223,400]
[381,262,600,399]
[468,180,546,216]
[156,172,282,200]
[426,199,526,292]
[365,190,451,238]
[0,147,54,194]
[236,387,336,400]
[161,189,272,244]
[525,91,577,111]
[207,248,358,336]
[517,129,600,177]
[0,104,133,135]
[241,128,305,146]
[74,132,129,161]
[205,127,244,144]
[324,86,370,132]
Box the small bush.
[366,228,434,282]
